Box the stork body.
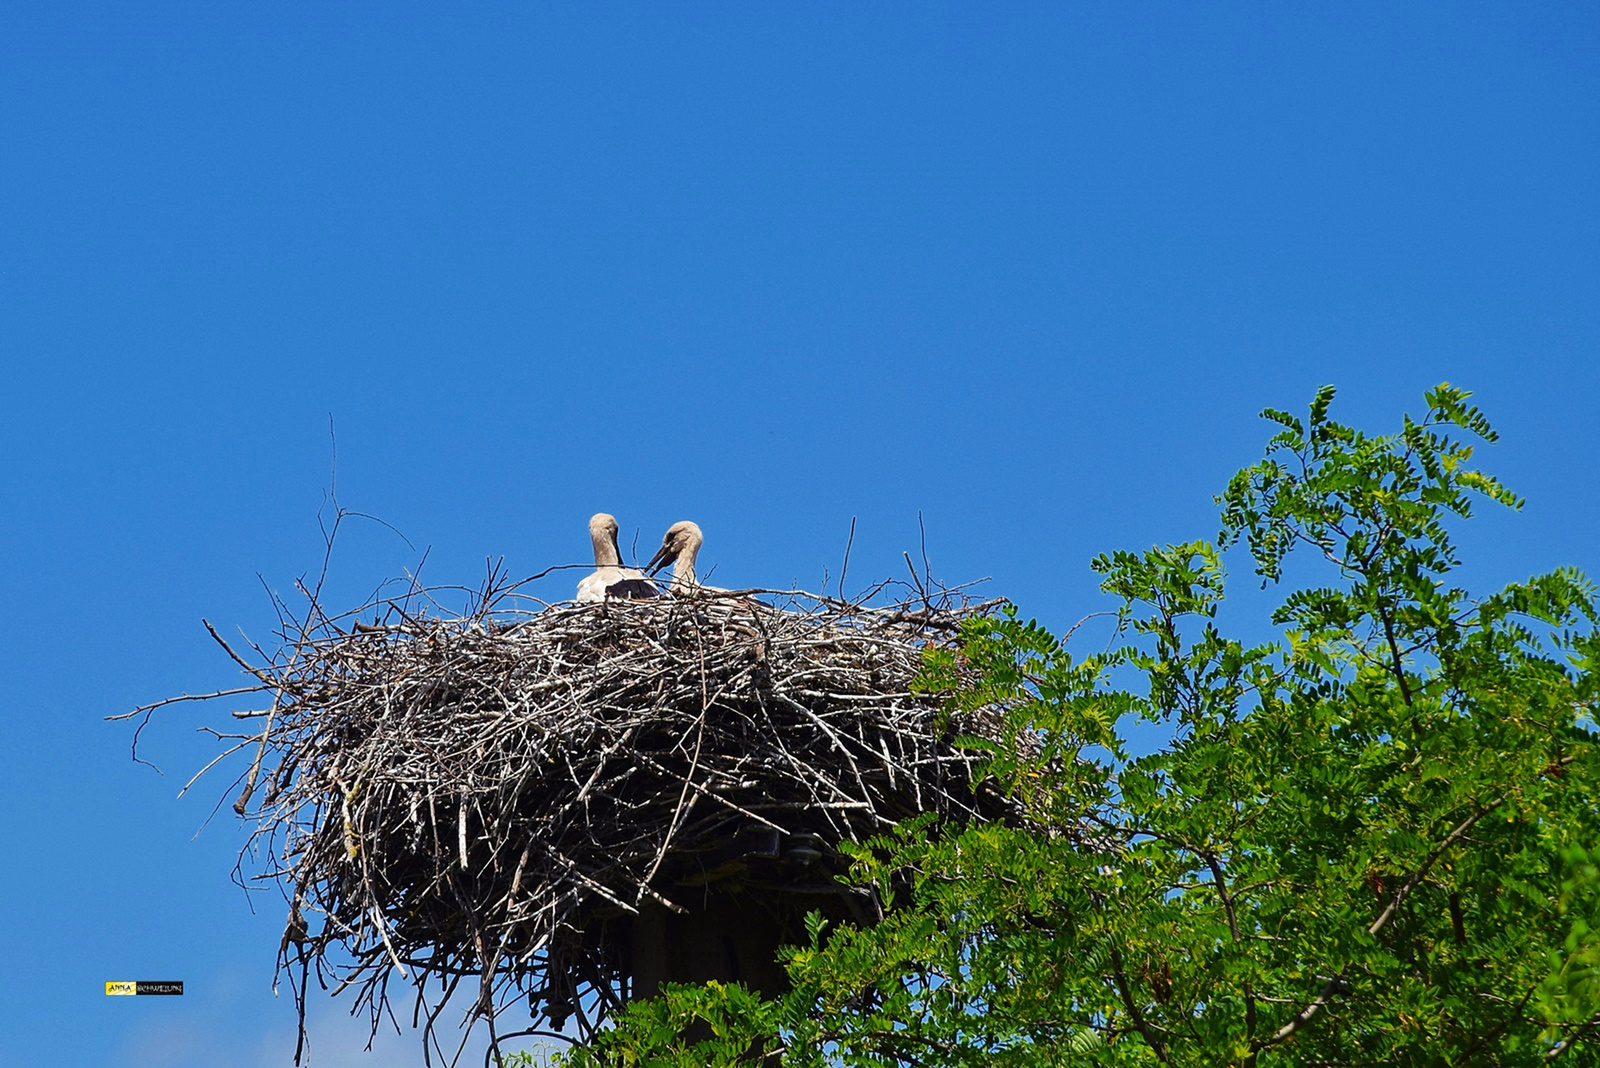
[577,513,656,602]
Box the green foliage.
[560,386,1600,1066]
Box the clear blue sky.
[3,4,1596,1065]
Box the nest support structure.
[169,586,1012,1061]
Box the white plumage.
[576,513,656,602]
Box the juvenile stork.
[645,520,715,595]
[576,513,657,602]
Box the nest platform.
[165,587,1012,1058]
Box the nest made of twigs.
[177,585,1011,1057]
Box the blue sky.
[3,4,1597,1065]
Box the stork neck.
[592,530,622,569]
[670,545,699,592]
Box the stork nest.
[133,580,1014,1061]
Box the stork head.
[645,521,703,575]
[588,512,624,565]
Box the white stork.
[644,520,716,595]
[576,513,657,602]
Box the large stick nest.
[137,574,1015,1060]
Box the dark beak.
[644,542,675,576]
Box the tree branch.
[1259,793,1505,1049]
[1200,849,1257,1055]
[1109,943,1171,1064]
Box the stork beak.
[644,542,674,576]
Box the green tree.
[559,386,1600,1067]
